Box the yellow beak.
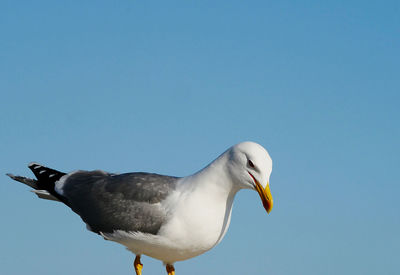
[254,180,273,214]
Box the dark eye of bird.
[248,160,255,168]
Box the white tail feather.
[31,190,61,202]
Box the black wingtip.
[28,162,42,170]
[28,163,66,183]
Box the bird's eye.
[248,159,255,168]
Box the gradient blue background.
[1,1,399,274]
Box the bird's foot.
[134,255,143,275]
[166,264,175,275]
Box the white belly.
[102,187,237,264]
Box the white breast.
[159,180,237,256]
[103,170,240,264]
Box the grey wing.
[58,170,179,235]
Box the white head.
[226,141,273,213]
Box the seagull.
[7,141,273,275]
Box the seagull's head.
[227,141,273,214]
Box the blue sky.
[1,1,399,274]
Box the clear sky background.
[1,1,399,274]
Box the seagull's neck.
[185,152,239,195]
[161,153,240,249]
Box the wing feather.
[58,171,179,235]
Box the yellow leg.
[134,255,143,275]
[166,264,175,275]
